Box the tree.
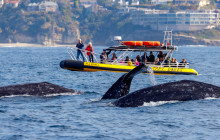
[74,0,79,8]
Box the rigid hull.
[60,60,198,75]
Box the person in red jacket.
[84,42,94,62]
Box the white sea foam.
[0,44,71,48]
[90,98,101,102]
[198,73,215,76]
[179,45,207,47]
[143,100,179,107]
[44,92,80,97]
[204,97,218,100]
[147,66,157,86]
[1,94,32,98]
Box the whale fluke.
[0,82,77,97]
[113,80,220,107]
[102,64,149,99]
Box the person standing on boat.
[76,39,85,61]
[84,42,94,62]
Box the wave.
[90,98,101,102]
[143,100,180,107]
[0,44,71,48]
[142,98,219,107]
[198,73,216,76]
[178,45,207,47]
[44,92,80,97]
[204,97,218,100]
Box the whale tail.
[102,64,149,99]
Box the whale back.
[114,80,220,107]
[0,82,77,97]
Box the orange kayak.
[121,41,143,46]
[121,41,161,47]
[143,41,160,46]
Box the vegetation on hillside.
[0,1,78,43]
[0,0,219,44]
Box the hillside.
[0,0,220,46]
[0,1,80,45]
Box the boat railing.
[67,47,189,68]
[159,63,189,68]
[140,62,189,68]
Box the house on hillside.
[112,0,129,6]
[83,3,108,14]
[79,0,97,6]
[151,0,172,4]
[0,0,4,8]
[39,1,58,12]
[27,3,39,12]
[27,1,58,12]
[131,0,139,5]
[69,0,74,7]
[5,0,20,8]
[174,0,209,5]
[79,0,108,14]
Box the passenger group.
[75,39,188,67]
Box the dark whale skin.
[114,80,220,107]
[0,82,77,97]
[102,64,149,99]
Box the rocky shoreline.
[0,43,74,47]
[1,35,220,47]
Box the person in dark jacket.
[141,52,149,62]
[100,49,111,63]
[179,58,187,67]
[76,39,85,61]
[136,55,141,63]
[149,51,155,63]
[157,51,164,61]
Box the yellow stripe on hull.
[82,62,198,75]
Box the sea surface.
[0,45,220,139]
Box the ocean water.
[0,45,220,139]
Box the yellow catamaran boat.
[60,31,198,75]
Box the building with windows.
[39,1,58,12]
[151,0,172,4]
[27,3,39,12]
[5,0,20,8]
[79,0,97,5]
[174,0,210,5]
[131,0,139,5]
[112,0,129,6]
[27,1,58,12]
[131,9,220,31]
[0,0,4,8]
